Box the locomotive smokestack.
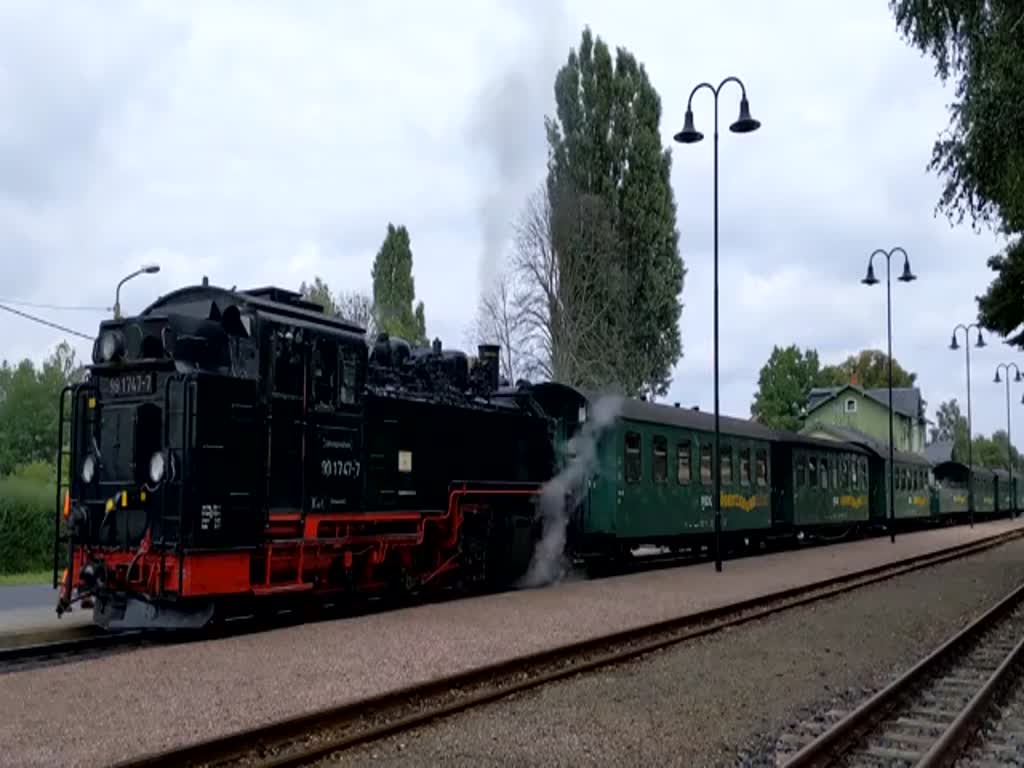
[477,344,500,392]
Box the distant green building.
[799,382,928,456]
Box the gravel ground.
[319,535,1024,768]
[1,519,1020,768]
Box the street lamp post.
[114,264,161,320]
[949,323,986,527]
[861,247,917,543]
[993,362,1021,517]
[673,76,761,573]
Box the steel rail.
[782,577,1024,767]
[0,629,146,674]
[111,527,1024,768]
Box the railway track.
[111,527,1024,768]
[0,629,147,674]
[776,579,1024,767]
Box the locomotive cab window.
[624,432,641,484]
[312,337,338,408]
[677,442,692,484]
[652,435,668,484]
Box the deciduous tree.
[750,345,822,431]
[543,26,684,397]
[889,0,1024,348]
[371,223,427,345]
[817,349,917,390]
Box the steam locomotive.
[54,279,1016,632]
[55,281,574,630]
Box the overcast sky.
[1,0,1017,442]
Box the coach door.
[306,334,364,513]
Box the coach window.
[625,432,642,483]
[652,435,668,484]
[677,442,692,484]
[796,454,806,487]
[820,458,829,489]
[720,446,733,484]
[808,457,818,488]
[840,458,848,488]
[831,460,838,490]
[740,447,751,486]
[862,459,869,490]
[700,443,712,484]
[755,449,768,487]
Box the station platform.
[3,518,1024,768]
[0,584,93,647]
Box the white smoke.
[518,394,624,588]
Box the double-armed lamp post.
[950,323,985,527]
[861,247,916,543]
[994,362,1022,517]
[673,76,761,573]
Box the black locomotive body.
[55,282,560,629]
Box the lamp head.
[673,108,704,144]
[729,96,761,134]
[897,255,916,282]
[1015,369,1023,383]
[995,370,1003,384]
[950,334,960,351]
[861,262,879,286]
[976,330,986,348]
[142,263,160,274]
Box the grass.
[0,570,52,586]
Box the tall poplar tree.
[544,26,685,398]
[371,223,427,344]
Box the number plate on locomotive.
[105,372,155,397]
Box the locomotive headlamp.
[81,454,97,484]
[98,330,126,362]
[149,451,166,484]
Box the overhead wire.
[0,302,95,340]
[0,297,110,312]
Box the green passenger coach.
[582,398,777,556]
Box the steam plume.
[467,1,569,296]
[518,394,624,588]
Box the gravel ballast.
[319,534,1024,768]
[1,519,1021,768]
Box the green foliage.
[0,342,83,476]
[299,277,339,316]
[371,223,428,344]
[544,26,684,398]
[889,0,1024,348]
[0,463,56,574]
[817,349,917,390]
[750,345,822,431]
[929,398,1023,471]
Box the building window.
[652,435,668,484]
[845,398,857,413]
[677,442,692,484]
[625,432,641,484]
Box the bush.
[0,462,57,575]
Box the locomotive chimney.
[477,344,500,393]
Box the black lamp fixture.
[950,322,986,526]
[673,75,761,573]
[861,247,917,544]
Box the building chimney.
[850,371,859,387]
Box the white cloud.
[0,0,1018,444]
